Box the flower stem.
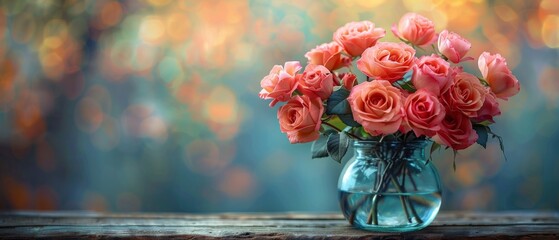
[364,138,426,226]
[391,176,411,223]
[321,121,363,140]
[367,160,391,225]
[390,173,423,224]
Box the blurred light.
[140,16,165,45]
[185,140,233,175]
[42,19,69,48]
[98,1,123,29]
[67,0,87,16]
[2,176,31,209]
[14,90,45,140]
[82,192,108,211]
[444,1,484,33]
[132,44,158,73]
[35,186,57,210]
[91,115,120,151]
[218,166,256,199]
[146,0,172,7]
[402,0,435,12]
[0,8,6,40]
[541,15,559,48]
[0,59,17,106]
[75,96,104,133]
[455,159,483,187]
[540,0,559,14]
[203,85,238,125]
[40,51,64,80]
[538,67,559,107]
[122,104,153,137]
[355,0,388,8]
[460,185,494,209]
[11,13,36,44]
[158,56,183,83]
[166,13,191,43]
[139,115,168,143]
[0,0,556,213]
[494,3,518,22]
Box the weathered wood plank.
[0,211,558,239]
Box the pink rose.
[333,21,386,57]
[404,89,446,137]
[473,89,501,123]
[340,73,357,91]
[296,64,334,100]
[432,110,478,150]
[411,54,451,96]
[357,42,416,82]
[437,30,474,63]
[259,61,302,107]
[392,13,438,46]
[347,80,404,136]
[478,52,520,100]
[441,72,486,117]
[277,95,324,143]
[304,42,351,71]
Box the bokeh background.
[0,0,557,213]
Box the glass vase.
[338,140,442,232]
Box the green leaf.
[338,114,360,127]
[478,77,490,87]
[473,125,489,149]
[477,120,493,126]
[402,70,413,82]
[488,130,508,162]
[326,131,349,163]
[324,116,346,131]
[399,81,416,92]
[311,130,336,159]
[326,88,351,115]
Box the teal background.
[0,0,557,212]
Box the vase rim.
[352,139,431,144]
[352,138,430,148]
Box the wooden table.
[0,211,558,239]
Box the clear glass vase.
[338,140,442,232]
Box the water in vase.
[339,190,442,232]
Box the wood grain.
[0,211,558,239]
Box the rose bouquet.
[258,13,520,231]
[259,12,519,163]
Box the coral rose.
[259,61,301,107]
[478,52,520,100]
[333,21,386,57]
[392,13,438,46]
[347,80,404,136]
[357,42,416,82]
[404,89,446,137]
[340,73,357,91]
[473,89,501,123]
[411,54,451,96]
[277,95,324,144]
[296,64,334,100]
[442,72,486,117]
[305,42,351,71]
[438,30,474,63]
[432,110,478,150]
